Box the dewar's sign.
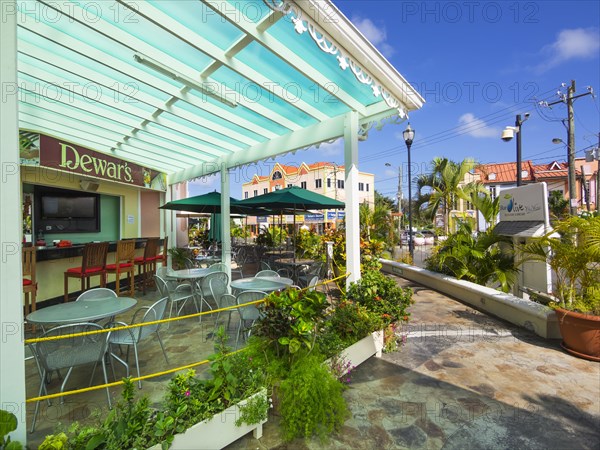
[21,133,166,191]
[499,183,547,222]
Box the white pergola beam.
[204,1,368,116]
[170,114,347,184]
[118,0,331,122]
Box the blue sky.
[189,0,600,201]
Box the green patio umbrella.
[159,191,258,216]
[237,186,345,263]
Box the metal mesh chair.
[209,276,237,331]
[199,271,229,310]
[155,274,199,323]
[235,290,267,348]
[255,270,279,278]
[108,297,170,389]
[75,288,117,301]
[29,322,112,432]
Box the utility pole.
[567,80,577,215]
[547,80,594,216]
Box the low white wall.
[380,259,560,339]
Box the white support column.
[220,164,232,281]
[0,0,27,441]
[164,184,175,268]
[344,111,360,286]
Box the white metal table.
[26,297,137,325]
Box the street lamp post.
[403,123,415,261]
[501,113,529,186]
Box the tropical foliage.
[415,157,477,234]
[521,215,600,314]
[425,222,517,293]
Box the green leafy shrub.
[279,354,349,442]
[320,300,383,353]
[253,288,328,364]
[346,269,413,326]
[0,409,23,450]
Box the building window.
[466,200,473,210]
[287,184,293,188]
[337,179,344,189]
[253,189,258,197]
[366,183,369,191]
[272,171,282,180]
[488,186,497,200]
[488,173,496,181]
[358,182,364,191]
[244,191,248,199]
[315,179,322,189]
[263,188,268,194]
[301,181,307,189]
[275,185,281,190]
[327,178,331,188]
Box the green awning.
[236,186,345,211]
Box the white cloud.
[316,139,343,156]
[457,113,500,138]
[352,16,395,58]
[535,28,599,72]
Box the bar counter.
[30,238,166,304]
[33,238,164,262]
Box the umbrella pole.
[293,210,296,265]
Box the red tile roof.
[475,161,535,183]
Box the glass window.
[358,182,364,191]
[263,188,268,194]
[272,171,282,180]
[275,185,281,190]
[244,191,248,199]
[253,189,258,197]
[489,186,497,200]
[315,179,322,189]
[337,180,344,189]
[366,184,369,192]
[301,181,307,189]
[327,178,331,188]
[287,183,293,188]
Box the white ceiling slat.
[20,99,215,166]
[18,82,225,168]
[170,115,347,184]
[19,41,259,147]
[18,8,285,140]
[20,64,241,155]
[20,111,197,171]
[34,0,302,134]
[204,1,368,116]
[118,0,331,122]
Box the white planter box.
[148,389,267,450]
[328,330,384,375]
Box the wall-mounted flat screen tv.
[41,196,97,219]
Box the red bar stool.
[23,246,38,315]
[105,239,136,297]
[134,237,159,295]
[64,242,109,302]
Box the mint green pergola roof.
[16,0,424,184]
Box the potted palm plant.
[522,215,600,361]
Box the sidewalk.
[230,275,600,449]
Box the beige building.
[242,162,375,231]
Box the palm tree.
[416,157,476,234]
[459,182,500,229]
[359,200,393,242]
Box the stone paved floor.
[24,272,600,449]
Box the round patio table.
[166,267,213,310]
[230,276,293,293]
[26,297,137,325]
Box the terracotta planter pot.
[555,308,600,362]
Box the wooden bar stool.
[23,246,38,315]
[160,236,168,267]
[106,239,136,297]
[134,237,159,295]
[64,242,109,302]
